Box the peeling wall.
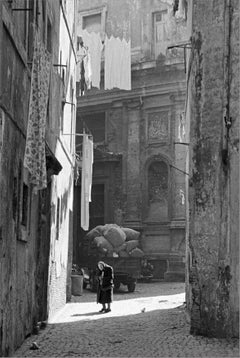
[47,0,76,320]
[48,143,74,319]
[77,0,188,64]
[0,0,77,355]
[186,0,239,337]
[0,2,40,355]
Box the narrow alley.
[14,282,239,358]
[0,0,239,356]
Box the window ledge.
[132,60,156,71]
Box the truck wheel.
[89,275,97,292]
[127,282,136,293]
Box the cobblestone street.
[13,282,239,358]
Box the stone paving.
[13,282,239,358]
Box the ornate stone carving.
[148,111,169,142]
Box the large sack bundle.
[125,240,139,253]
[104,226,126,248]
[93,236,114,255]
[121,228,140,241]
[118,250,130,257]
[85,225,105,240]
[102,223,119,234]
[106,251,118,257]
[129,247,144,257]
[97,246,108,255]
[114,242,127,253]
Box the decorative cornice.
[77,81,186,110]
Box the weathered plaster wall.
[47,0,76,320]
[0,0,77,355]
[48,143,74,319]
[77,0,188,64]
[0,4,38,355]
[187,0,239,337]
[228,0,239,335]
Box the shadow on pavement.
[72,311,104,317]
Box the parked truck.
[79,235,142,292]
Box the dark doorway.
[89,183,105,229]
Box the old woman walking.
[96,261,114,313]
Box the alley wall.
[0,0,77,355]
[186,0,239,338]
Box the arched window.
[147,160,169,222]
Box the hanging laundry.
[24,30,51,191]
[76,36,87,82]
[81,29,103,89]
[81,134,94,231]
[120,38,131,90]
[104,35,131,91]
[83,50,92,89]
[76,35,91,94]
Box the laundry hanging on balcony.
[104,35,131,91]
[76,38,87,81]
[82,29,103,89]
[81,134,94,231]
[24,30,51,191]
[76,30,103,90]
[76,29,131,92]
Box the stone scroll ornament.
[24,31,51,191]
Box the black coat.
[97,265,114,304]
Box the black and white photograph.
[0,0,239,357]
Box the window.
[70,77,75,151]
[82,13,101,33]
[27,0,34,59]
[12,177,18,221]
[56,198,60,240]
[78,6,107,34]
[147,160,169,221]
[0,109,5,158]
[153,10,169,58]
[47,18,52,53]
[76,112,105,148]
[18,0,29,49]
[42,0,46,44]
[148,161,168,204]
[21,183,28,226]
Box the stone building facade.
[184,0,239,337]
[74,0,188,280]
[0,0,76,355]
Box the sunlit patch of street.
[50,289,185,324]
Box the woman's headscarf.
[97,261,105,271]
